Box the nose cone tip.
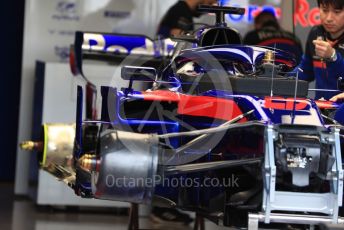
[20,141,35,151]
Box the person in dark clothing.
[157,0,217,38]
[296,0,344,100]
[243,10,303,63]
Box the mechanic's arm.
[313,39,344,77]
[330,92,344,102]
[313,40,335,59]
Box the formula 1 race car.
[21,5,344,229]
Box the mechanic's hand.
[329,92,344,102]
[312,40,335,59]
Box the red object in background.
[294,0,320,27]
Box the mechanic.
[243,10,303,63]
[295,0,344,100]
[156,0,217,38]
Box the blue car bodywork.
[33,5,344,229]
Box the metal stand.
[193,213,205,230]
[249,126,344,229]
[128,203,139,230]
[248,213,344,230]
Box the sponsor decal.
[54,46,70,62]
[264,97,309,110]
[104,10,130,19]
[82,33,156,56]
[58,30,75,36]
[219,0,281,23]
[294,0,320,27]
[52,1,80,21]
[56,1,76,14]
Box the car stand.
[248,125,344,230]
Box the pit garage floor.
[0,183,231,230]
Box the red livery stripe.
[315,100,339,109]
[142,90,246,122]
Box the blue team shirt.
[297,25,344,100]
